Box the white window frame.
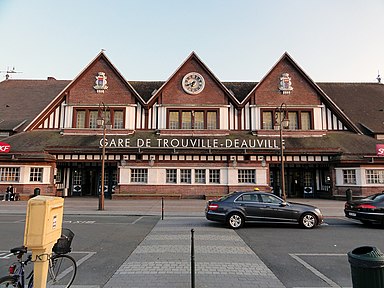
[0,167,20,182]
[195,169,206,184]
[209,169,220,184]
[238,169,256,184]
[366,169,384,184]
[30,167,44,182]
[130,169,148,183]
[166,169,177,184]
[343,169,356,185]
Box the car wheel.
[300,213,317,229]
[227,213,244,229]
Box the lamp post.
[97,103,112,211]
[275,103,290,201]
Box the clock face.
[182,72,205,94]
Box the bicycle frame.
[8,250,33,288]
[4,228,76,288]
[8,252,77,288]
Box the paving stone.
[104,217,285,288]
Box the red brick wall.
[67,58,136,105]
[159,59,229,106]
[334,186,383,199]
[1,184,57,201]
[254,58,322,106]
[115,184,272,199]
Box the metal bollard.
[161,197,164,220]
[191,229,195,288]
[346,188,353,202]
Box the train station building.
[0,51,383,200]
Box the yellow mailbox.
[24,195,64,288]
[24,195,64,248]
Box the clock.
[182,72,205,94]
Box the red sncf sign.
[0,142,11,153]
[376,144,384,157]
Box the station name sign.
[100,137,281,149]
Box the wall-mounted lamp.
[231,157,237,168]
[149,155,155,167]
[369,157,375,163]
[261,156,266,167]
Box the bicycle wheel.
[0,275,21,287]
[47,254,77,288]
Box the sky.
[0,0,384,83]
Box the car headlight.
[315,208,322,214]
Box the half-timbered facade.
[0,51,383,200]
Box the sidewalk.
[0,197,346,217]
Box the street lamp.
[275,103,290,201]
[97,103,112,211]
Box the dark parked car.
[344,192,384,226]
[205,191,324,229]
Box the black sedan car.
[205,191,323,229]
[344,192,384,226]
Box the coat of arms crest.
[279,73,293,94]
[94,72,108,93]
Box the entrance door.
[83,169,98,196]
[72,169,82,196]
[71,168,98,196]
[287,170,301,198]
[270,165,316,198]
[98,167,117,199]
[303,170,314,198]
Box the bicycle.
[0,228,77,288]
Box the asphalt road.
[0,214,159,287]
[237,217,384,288]
[0,215,383,288]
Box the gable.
[147,52,238,107]
[253,57,322,107]
[26,52,146,131]
[159,58,227,106]
[68,56,137,105]
[243,53,360,133]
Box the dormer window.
[168,109,218,129]
[261,109,312,130]
[73,108,124,129]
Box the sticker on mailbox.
[53,215,57,229]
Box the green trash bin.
[33,187,40,197]
[348,246,384,288]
